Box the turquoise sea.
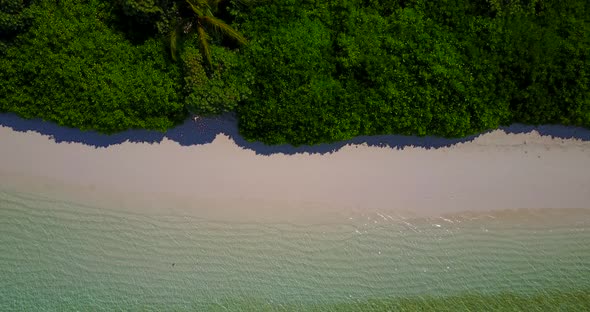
[0,189,589,311]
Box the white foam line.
[376,212,388,221]
[401,221,420,233]
[440,217,454,224]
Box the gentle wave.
[1,189,589,311]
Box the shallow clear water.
[1,189,589,311]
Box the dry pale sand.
[1,123,590,222]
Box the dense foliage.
[0,0,185,132]
[235,0,590,145]
[1,0,589,144]
[0,0,32,40]
[0,0,252,131]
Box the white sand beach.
[1,121,590,222]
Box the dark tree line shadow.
[1,113,589,155]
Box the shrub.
[181,42,253,116]
[0,0,185,132]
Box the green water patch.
[203,291,590,311]
[1,189,589,311]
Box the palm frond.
[185,0,207,16]
[201,15,248,45]
[197,25,213,68]
[170,26,180,61]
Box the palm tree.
[169,0,247,68]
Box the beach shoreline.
[1,122,590,222]
[2,119,590,310]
